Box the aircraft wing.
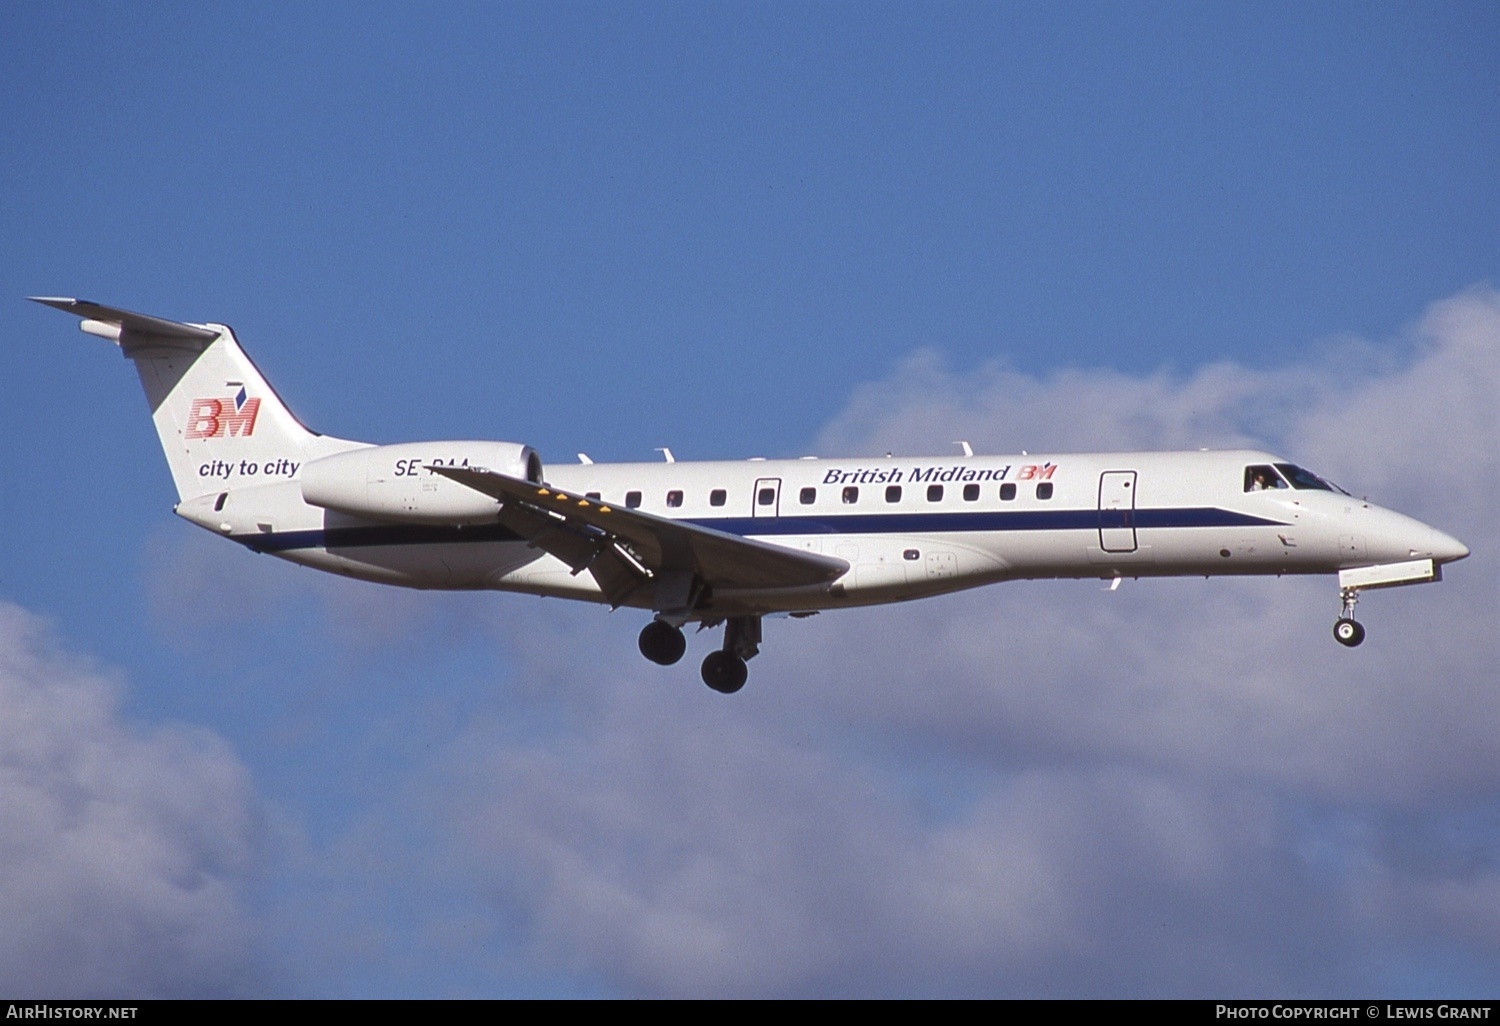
[429,465,849,608]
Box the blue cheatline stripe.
[688,507,1284,537]
[238,522,525,553]
[234,506,1287,553]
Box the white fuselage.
[185,447,1466,620]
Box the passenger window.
[626,490,642,509]
[758,488,775,506]
[1244,465,1288,492]
[710,489,726,507]
[1000,483,1016,501]
[799,487,816,505]
[963,484,979,502]
[1036,482,1053,500]
[885,485,902,503]
[666,490,683,508]
[927,484,943,502]
[842,486,859,504]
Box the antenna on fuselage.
[656,447,675,463]
[954,440,973,457]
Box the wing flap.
[430,466,849,597]
[490,495,650,607]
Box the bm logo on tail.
[185,383,260,439]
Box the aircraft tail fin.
[30,297,324,502]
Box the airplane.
[32,297,1470,694]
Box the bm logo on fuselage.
[185,385,260,440]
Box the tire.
[701,651,748,693]
[639,620,687,665]
[1333,618,1365,647]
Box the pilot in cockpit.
[1245,465,1288,492]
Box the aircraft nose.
[1365,506,1470,565]
[1428,528,1470,564]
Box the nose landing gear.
[1333,586,1365,647]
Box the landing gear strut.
[1333,586,1366,647]
[700,616,761,694]
[638,619,686,665]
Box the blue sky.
[3,1,1498,997]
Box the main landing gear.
[637,615,761,694]
[1333,586,1366,647]
[701,651,748,694]
[700,616,760,694]
[638,619,687,665]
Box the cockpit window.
[1274,463,1345,493]
[1244,465,1289,492]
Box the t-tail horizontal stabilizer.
[28,297,221,352]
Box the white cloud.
[0,603,265,997]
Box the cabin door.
[1098,471,1138,553]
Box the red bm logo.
[185,392,261,439]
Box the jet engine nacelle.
[301,441,542,524]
